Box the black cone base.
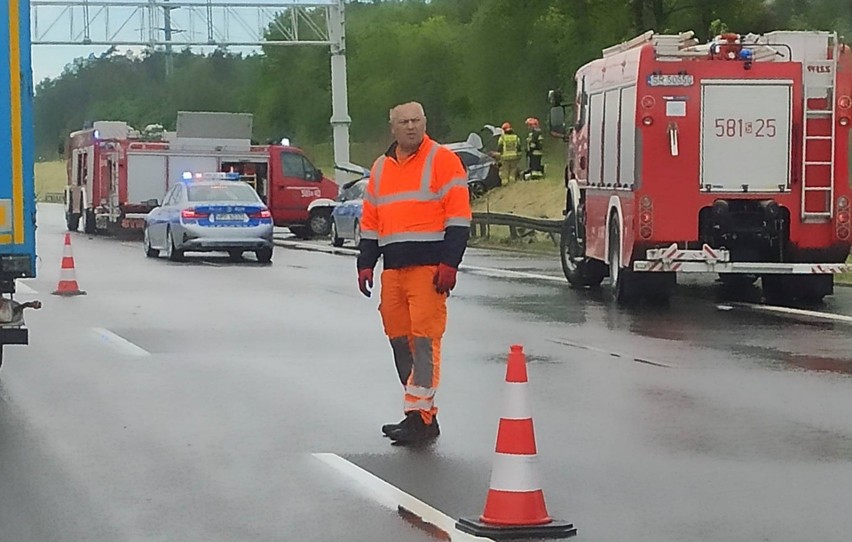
[456,517,577,540]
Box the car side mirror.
[315,169,323,179]
[145,198,160,207]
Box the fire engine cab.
[548,30,852,304]
[65,111,338,238]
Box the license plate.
[214,213,246,222]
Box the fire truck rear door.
[127,154,167,205]
[167,156,218,192]
[700,80,792,192]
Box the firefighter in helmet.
[524,117,544,180]
[497,122,521,183]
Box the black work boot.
[381,412,418,437]
[388,413,440,446]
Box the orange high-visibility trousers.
[379,265,447,424]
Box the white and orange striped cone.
[52,233,87,296]
[456,344,576,540]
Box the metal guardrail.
[39,192,65,203]
[471,211,563,245]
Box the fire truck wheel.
[66,212,81,232]
[83,209,97,235]
[560,211,604,288]
[309,209,332,237]
[608,217,636,305]
[289,226,312,240]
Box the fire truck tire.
[83,209,97,235]
[309,209,332,237]
[560,211,605,288]
[718,273,758,288]
[289,226,312,240]
[66,212,81,232]
[762,275,830,305]
[608,217,637,305]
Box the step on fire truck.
[64,111,338,238]
[548,30,852,304]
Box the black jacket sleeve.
[441,225,470,268]
[357,239,380,270]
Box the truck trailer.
[0,0,39,369]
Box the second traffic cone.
[456,344,576,540]
[52,233,87,296]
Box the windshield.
[187,183,261,203]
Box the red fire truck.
[65,112,338,238]
[548,30,852,304]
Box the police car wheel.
[166,229,184,262]
[330,221,344,247]
[143,227,159,258]
[256,248,273,263]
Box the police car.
[143,172,275,263]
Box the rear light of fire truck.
[181,208,209,221]
[639,196,653,239]
[837,197,850,240]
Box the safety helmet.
[525,117,540,127]
[501,122,512,132]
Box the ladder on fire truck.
[801,34,839,222]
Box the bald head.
[389,101,427,153]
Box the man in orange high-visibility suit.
[356,101,472,446]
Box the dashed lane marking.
[550,338,673,368]
[313,453,493,542]
[92,328,150,357]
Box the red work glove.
[358,268,374,298]
[433,263,458,294]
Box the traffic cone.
[456,345,576,540]
[52,233,87,296]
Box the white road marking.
[15,282,37,294]
[732,303,852,325]
[313,453,493,542]
[459,264,564,283]
[92,328,150,357]
[550,338,673,368]
[274,238,358,256]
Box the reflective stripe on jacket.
[357,135,472,271]
[527,130,543,155]
[498,133,520,160]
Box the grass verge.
[35,160,67,200]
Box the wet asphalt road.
[1,204,852,541]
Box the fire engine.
[65,111,338,238]
[548,30,852,304]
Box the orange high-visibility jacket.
[357,135,472,270]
